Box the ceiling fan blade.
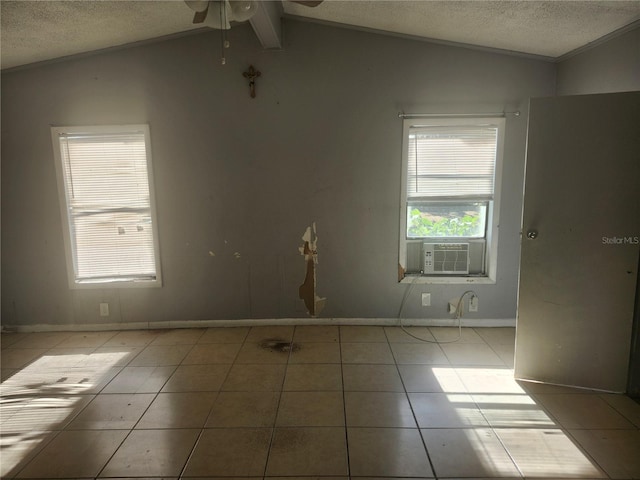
[289,1,323,6]
[193,5,209,23]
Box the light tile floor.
[1,325,639,479]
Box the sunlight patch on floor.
[0,351,130,476]
[431,366,606,478]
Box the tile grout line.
[338,326,352,478]
[93,331,207,479]
[530,389,633,478]
[175,329,244,480]
[562,428,617,479]
[10,332,131,479]
[260,324,295,478]
[469,384,526,478]
[456,328,606,479]
[383,325,439,479]
[465,327,524,478]
[92,336,188,479]
[474,326,514,369]
[596,392,640,428]
[5,326,639,479]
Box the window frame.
[399,116,505,284]
[51,124,163,289]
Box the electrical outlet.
[421,293,431,306]
[469,295,479,312]
[99,303,109,317]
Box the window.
[51,125,162,288]
[399,117,505,282]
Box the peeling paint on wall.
[298,222,326,317]
[206,241,241,260]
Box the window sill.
[70,279,162,289]
[399,274,496,285]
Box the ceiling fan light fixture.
[192,1,257,29]
[229,1,258,22]
[289,0,323,6]
[185,0,209,13]
[202,1,230,30]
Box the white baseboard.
[1,317,516,333]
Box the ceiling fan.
[185,1,323,29]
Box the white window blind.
[407,125,498,199]
[53,126,160,285]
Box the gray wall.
[1,20,556,327]
[556,26,640,95]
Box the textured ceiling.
[1,1,201,69]
[283,0,640,58]
[2,0,640,70]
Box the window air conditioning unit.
[423,243,470,274]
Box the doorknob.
[526,230,538,239]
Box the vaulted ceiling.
[2,0,640,70]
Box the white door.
[515,92,640,392]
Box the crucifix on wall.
[242,65,261,98]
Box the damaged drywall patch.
[298,222,326,317]
[207,240,242,260]
[398,263,406,282]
